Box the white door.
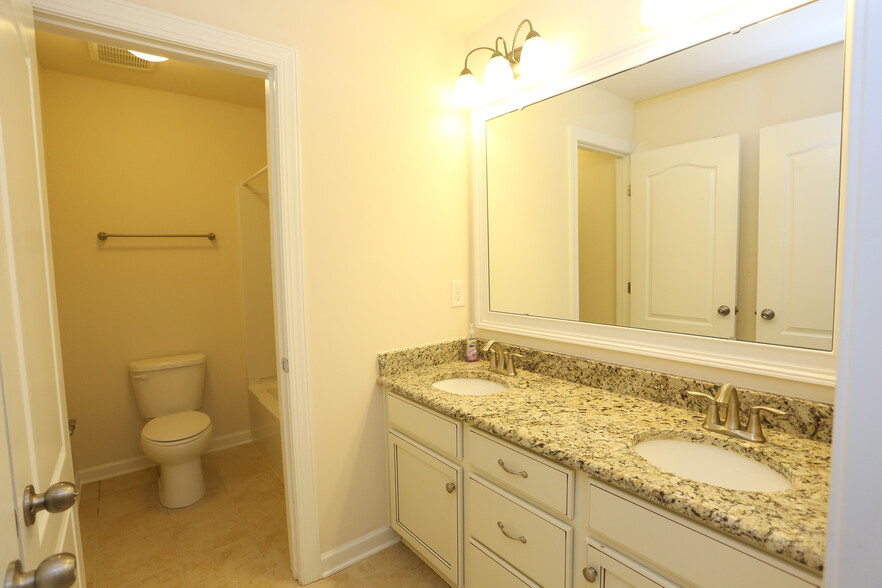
[629,134,740,338]
[755,113,842,351]
[0,0,83,584]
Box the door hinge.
[627,281,631,294]
[628,184,631,197]
[281,357,289,373]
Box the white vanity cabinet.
[385,391,823,588]
[387,394,464,586]
[585,481,821,588]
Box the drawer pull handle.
[497,521,526,544]
[497,459,528,478]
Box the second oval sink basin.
[433,378,506,396]
[634,439,791,492]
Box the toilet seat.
[142,410,211,445]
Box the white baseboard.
[321,527,400,578]
[77,429,253,484]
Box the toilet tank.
[129,353,206,418]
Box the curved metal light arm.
[512,19,536,51]
[493,36,509,57]
[462,46,497,73]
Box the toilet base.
[158,457,206,508]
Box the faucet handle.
[745,406,786,442]
[687,390,721,428]
[505,353,523,376]
[687,390,714,401]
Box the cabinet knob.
[760,308,775,320]
[582,566,598,583]
[445,482,456,494]
[717,305,731,316]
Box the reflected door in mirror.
[630,134,740,338]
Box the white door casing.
[629,134,741,338]
[0,0,82,580]
[755,112,842,351]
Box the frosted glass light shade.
[518,34,549,79]
[483,54,515,97]
[453,71,481,107]
[128,50,168,62]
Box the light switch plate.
[451,280,465,307]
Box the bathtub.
[248,378,284,480]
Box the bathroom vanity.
[379,342,829,588]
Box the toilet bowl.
[140,410,213,508]
[129,353,212,509]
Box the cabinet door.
[585,544,668,588]
[389,432,461,585]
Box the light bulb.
[453,70,481,107]
[128,50,168,63]
[483,53,514,97]
[518,34,549,79]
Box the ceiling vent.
[87,42,156,71]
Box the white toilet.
[129,353,213,508]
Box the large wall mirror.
[483,0,845,360]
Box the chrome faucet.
[688,384,786,443]
[482,340,523,376]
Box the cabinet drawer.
[468,428,574,518]
[588,484,819,588]
[387,393,461,459]
[468,475,573,588]
[468,539,538,588]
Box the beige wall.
[633,43,844,342]
[39,69,268,471]
[577,149,617,324]
[118,0,471,554]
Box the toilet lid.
[143,411,211,443]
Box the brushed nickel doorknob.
[5,554,76,588]
[23,483,78,527]
[761,308,775,320]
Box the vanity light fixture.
[453,19,549,108]
[128,50,168,63]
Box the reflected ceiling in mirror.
[486,0,845,351]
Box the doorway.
[31,0,321,583]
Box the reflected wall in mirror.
[486,0,844,351]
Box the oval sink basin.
[432,378,506,396]
[634,439,791,492]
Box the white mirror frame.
[472,0,842,389]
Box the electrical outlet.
[451,280,465,307]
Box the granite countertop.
[378,360,830,574]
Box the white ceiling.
[35,30,266,109]
[372,0,523,35]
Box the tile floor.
[78,443,446,587]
